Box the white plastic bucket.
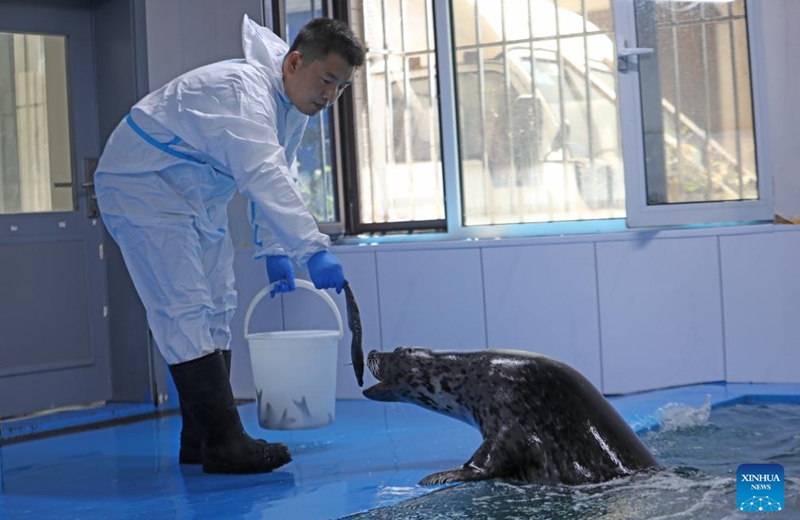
[243,279,343,430]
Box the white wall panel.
[144,0,262,91]
[286,251,382,399]
[144,0,270,250]
[228,226,800,398]
[597,237,725,394]
[377,248,486,352]
[721,229,800,382]
[482,243,602,388]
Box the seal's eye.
[403,347,424,356]
[394,346,429,358]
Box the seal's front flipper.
[419,439,507,485]
[419,466,487,485]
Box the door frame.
[0,0,161,418]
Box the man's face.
[283,51,355,116]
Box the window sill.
[330,219,797,253]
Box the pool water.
[346,402,800,519]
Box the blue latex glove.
[266,255,296,298]
[307,250,346,293]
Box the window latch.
[617,40,654,72]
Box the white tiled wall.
[596,237,725,394]
[144,0,262,91]
[229,226,800,399]
[376,248,486,352]
[482,243,602,388]
[720,230,800,383]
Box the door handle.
[84,158,99,218]
[52,163,99,217]
[54,182,96,189]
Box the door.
[0,0,110,418]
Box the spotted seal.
[363,347,659,485]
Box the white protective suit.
[95,15,330,365]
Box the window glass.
[636,0,757,205]
[0,33,72,215]
[453,0,624,225]
[355,0,445,224]
[282,0,338,222]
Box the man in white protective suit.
[94,15,365,474]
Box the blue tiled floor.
[1,383,799,520]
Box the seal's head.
[363,347,477,424]
[363,347,426,401]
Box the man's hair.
[288,18,365,68]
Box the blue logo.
[737,464,784,512]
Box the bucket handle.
[244,279,344,339]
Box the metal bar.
[425,0,442,218]
[435,0,465,232]
[553,0,569,217]
[729,9,745,196]
[527,1,541,203]
[670,13,684,201]
[400,0,417,217]
[446,30,612,52]
[272,0,286,37]
[654,14,746,29]
[700,17,712,199]
[355,219,445,234]
[498,0,517,215]
[362,1,382,225]
[474,0,491,219]
[582,0,596,213]
[340,0,367,233]
[380,0,392,222]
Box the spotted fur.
[363,347,659,486]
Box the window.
[0,32,72,215]
[638,0,754,205]
[451,0,624,226]
[355,0,445,230]
[344,0,770,237]
[280,0,769,239]
[623,0,767,226]
[273,0,344,236]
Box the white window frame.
[429,0,773,242]
[435,0,622,242]
[615,0,773,228]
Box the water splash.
[656,395,712,432]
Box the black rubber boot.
[179,351,269,464]
[169,350,291,474]
[178,350,231,464]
